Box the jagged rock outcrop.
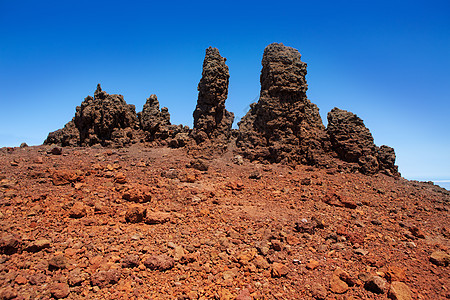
[191,47,234,151]
[236,43,328,165]
[326,107,398,175]
[138,94,190,147]
[45,84,140,147]
[44,118,79,147]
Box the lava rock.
[364,275,387,294]
[388,281,412,300]
[0,234,22,255]
[429,250,450,266]
[49,282,70,299]
[237,43,328,165]
[327,107,399,175]
[45,84,139,147]
[125,206,146,223]
[191,47,234,151]
[144,255,175,271]
[91,269,121,288]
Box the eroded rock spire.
[191,47,234,151]
[236,43,328,165]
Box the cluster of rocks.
[45,43,398,176]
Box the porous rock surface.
[45,84,140,147]
[236,43,329,165]
[138,94,189,147]
[191,47,234,151]
[326,107,398,175]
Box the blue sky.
[1,0,449,183]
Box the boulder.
[327,107,399,175]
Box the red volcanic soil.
[0,145,448,299]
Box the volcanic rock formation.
[45,84,140,147]
[326,107,398,175]
[44,44,399,176]
[138,94,189,147]
[191,47,234,151]
[236,43,328,165]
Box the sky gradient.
[1,0,449,186]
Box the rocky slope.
[0,145,448,299]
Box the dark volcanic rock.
[45,84,140,147]
[138,94,189,146]
[326,107,398,175]
[139,94,171,135]
[45,118,80,147]
[191,47,234,151]
[236,43,328,165]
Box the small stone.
[69,202,87,218]
[91,269,121,288]
[249,171,262,180]
[49,282,70,299]
[144,255,175,271]
[173,246,185,261]
[15,275,27,285]
[25,239,51,252]
[253,255,270,269]
[29,273,47,285]
[0,234,22,255]
[311,283,327,299]
[48,254,67,270]
[386,266,406,282]
[20,142,28,148]
[125,205,146,223]
[271,240,283,251]
[330,275,349,294]
[388,281,412,300]
[187,159,209,171]
[354,248,368,256]
[122,254,140,268]
[429,250,450,266]
[0,287,17,300]
[145,211,171,224]
[334,267,355,287]
[409,226,425,239]
[114,172,127,184]
[48,147,62,155]
[233,155,244,165]
[271,262,289,278]
[236,248,257,265]
[68,268,88,286]
[306,259,320,270]
[364,275,387,294]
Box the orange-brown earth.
[0,145,448,299]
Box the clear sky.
[1,0,449,184]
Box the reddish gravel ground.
[0,145,448,299]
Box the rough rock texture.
[191,47,234,151]
[236,43,328,165]
[139,94,171,138]
[45,84,140,147]
[326,107,399,175]
[138,94,189,147]
[0,145,448,299]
